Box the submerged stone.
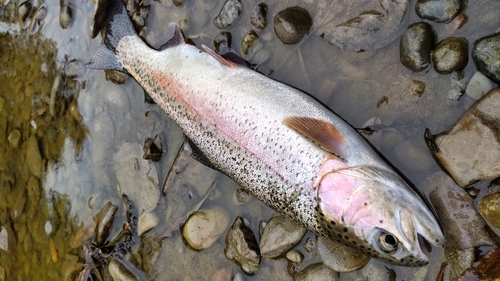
[429,88,500,186]
[293,262,340,281]
[472,33,500,84]
[479,193,500,231]
[415,0,464,23]
[250,3,267,30]
[213,0,241,29]
[274,6,312,44]
[224,217,261,275]
[26,135,43,178]
[432,37,468,74]
[400,22,436,72]
[259,215,306,258]
[182,206,230,250]
[316,236,369,273]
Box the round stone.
[274,6,312,44]
[415,0,463,23]
[432,37,468,74]
[400,22,436,72]
[472,33,500,84]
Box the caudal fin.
[87,0,136,71]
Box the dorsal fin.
[284,116,350,160]
[202,45,236,67]
[159,22,186,50]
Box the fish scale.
[88,0,444,266]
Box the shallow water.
[1,0,499,280]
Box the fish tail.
[87,0,136,71]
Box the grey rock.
[95,202,118,245]
[59,2,72,29]
[400,22,436,72]
[472,33,500,84]
[466,71,494,100]
[425,172,496,249]
[105,70,128,85]
[316,0,410,51]
[259,215,306,258]
[430,88,500,186]
[316,236,369,273]
[293,263,340,281]
[64,60,80,79]
[7,129,21,148]
[26,136,43,178]
[250,3,267,30]
[213,0,241,29]
[432,37,468,74]
[286,250,304,264]
[182,206,230,250]
[108,259,139,281]
[224,217,261,275]
[445,248,475,281]
[416,0,464,23]
[274,6,312,44]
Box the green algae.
[0,28,88,280]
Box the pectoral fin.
[284,116,350,160]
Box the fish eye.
[378,232,398,253]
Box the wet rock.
[466,71,495,100]
[251,49,270,65]
[132,5,149,28]
[214,31,232,53]
[293,262,340,281]
[64,60,80,79]
[430,88,500,186]
[241,30,258,55]
[183,206,230,250]
[410,80,426,97]
[142,134,164,162]
[343,260,397,280]
[302,237,314,252]
[173,0,184,6]
[415,0,464,23]
[0,226,8,251]
[400,22,436,72]
[213,0,241,29]
[458,246,500,280]
[59,2,72,29]
[472,33,500,84]
[108,259,139,281]
[316,236,369,273]
[446,247,475,281]
[91,0,113,38]
[95,202,118,245]
[26,136,43,178]
[432,37,468,74]
[233,188,251,205]
[316,0,409,51]
[479,193,500,230]
[224,217,261,275]
[286,250,304,264]
[7,129,21,148]
[105,70,128,85]
[18,1,32,23]
[232,272,246,281]
[138,211,158,236]
[114,143,160,214]
[259,215,306,258]
[274,6,312,44]
[445,13,467,34]
[425,172,496,249]
[250,3,267,30]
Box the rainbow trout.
[88,0,444,266]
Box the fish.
[87,0,444,266]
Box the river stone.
[213,31,232,53]
[316,0,409,51]
[182,206,230,250]
[316,236,369,273]
[7,129,21,148]
[445,248,475,281]
[429,88,500,186]
[250,3,267,30]
[400,22,436,72]
[472,33,500,84]
[286,250,304,264]
[259,215,307,258]
[241,30,259,55]
[415,0,463,23]
[466,71,495,100]
[224,217,261,275]
[213,0,241,29]
[273,6,312,44]
[108,258,138,281]
[478,193,500,231]
[293,263,340,281]
[425,172,496,250]
[26,135,43,178]
[432,37,468,74]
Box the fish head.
[315,165,444,266]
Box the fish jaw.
[315,162,444,266]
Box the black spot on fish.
[343,227,348,232]
[364,202,367,206]
[344,236,349,240]
[330,220,336,225]
[379,220,383,224]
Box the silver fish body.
[89,0,444,266]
